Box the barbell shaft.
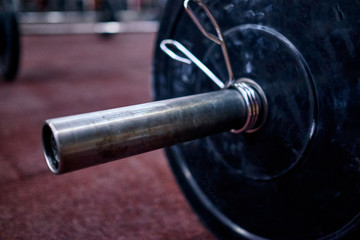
[43,89,249,174]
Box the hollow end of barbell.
[43,123,61,174]
[42,82,267,175]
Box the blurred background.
[0,0,215,239]
[18,0,163,34]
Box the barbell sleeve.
[42,84,266,174]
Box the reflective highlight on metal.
[160,39,225,88]
[231,79,268,133]
[43,89,255,174]
[184,0,234,87]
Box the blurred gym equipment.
[0,0,20,81]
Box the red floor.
[0,33,214,239]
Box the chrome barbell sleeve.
[43,82,267,174]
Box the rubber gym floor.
[0,33,215,240]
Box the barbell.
[42,0,360,239]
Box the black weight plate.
[0,6,20,81]
[154,0,360,239]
